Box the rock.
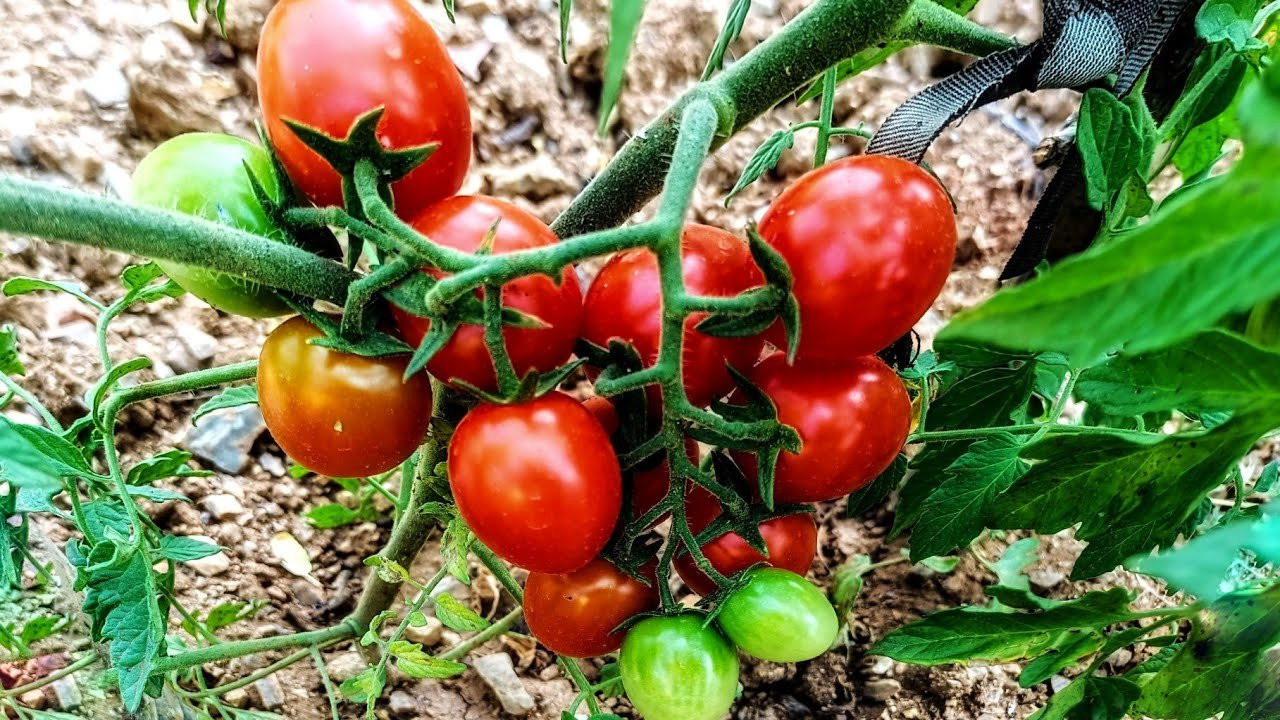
[222,0,276,52]
[19,690,45,709]
[252,675,285,710]
[201,493,244,521]
[30,135,103,183]
[388,690,418,716]
[128,58,239,139]
[449,40,494,83]
[479,14,512,44]
[864,655,894,676]
[430,575,472,602]
[485,155,577,201]
[258,452,286,477]
[171,325,219,373]
[8,135,35,166]
[50,677,82,711]
[223,687,250,708]
[187,549,232,577]
[84,65,130,108]
[183,404,266,473]
[864,678,901,702]
[1029,569,1066,593]
[326,652,368,683]
[1050,675,1071,693]
[473,653,535,716]
[405,615,444,646]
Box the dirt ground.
[0,0,1163,717]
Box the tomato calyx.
[447,357,587,406]
[691,227,800,361]
[280,298,412,358]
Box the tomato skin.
[734,352,909,503]
[448,393,621,573]
[759,155,956,360]
[524,559,660,658]
[620,614,740,720]
[257,317,432,477]
[131,133,290,318]
[390,196,582,391]
[582,225,766,408]
[258,0,471,217]
[675,509,817,596]
[716,568,838,662]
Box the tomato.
[258,0,471,218]
[131,133,290,318]
[524,559,659,657]
[620,614,739,720]
[448,392,621,573]
[733,352,909,504]
[675,507,817,596]
[390,196,582,391]
[582,225,766,408]
[759,155,956,360]
[715,567,838,662]
[257,316,432,477]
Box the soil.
[0,0,1164,718]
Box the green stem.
[142,625,356,678]
[892,0,1017,55]
[310,645,342,720]
[0,176,357,305]
[558,657,601,716]
[908,422,1149,444]
[438,607,524,661]
[814,66,838,167]
[0,375,61,431]
[473,541,523,602]
[482,284,521,396]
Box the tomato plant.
[258,0,471,218]
[448,392,621,573]
[716,567,838,662]
[619,614,740,720]
[523,558,660,657]
[758,154,956,360]
[734,352,910,503]
[675,508,817,596]
[390,195,582,391]
[257,316,432,478]
[131,133,291,317]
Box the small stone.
[50,677,82,711]
[864,678,901,702]
[187,549,232,577]
[84,66,130,108]
[1029,569,1066,593]
[430,575,472,602]
[449,40,493,82]
[201,493,244,521]
[388,690,418,716]
[485,155,577,201]
[223,687,249,708]
[173,325,219,372]
[252,675,285,710]
[19,690,45,709]
[479,14,512,43]
[326,652,368,683]
[8,135,36,166]
[258,453,287,477]
[222,0,276,52]
[1050,675,1071,693]
[405,615,444,646]
[128,59,239,139]
[473,653,535,716]
[292,578,325,608]
[865,655,894,675]
[1107,648,1133,667]
[184,404,266,473]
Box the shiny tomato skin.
[619,614,740,720]
[390,196,582,391]
[759,155,956,360]
[448,392,621,573]
[257,316,432,477]
[523,559,660,658]
[258,0,471,217]
[131,133,290,318]
[734,352,909,504]
[675,510,818,596]
[582,225,766,408]
[716,567,839,662]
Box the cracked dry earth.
[0,0,1166,717]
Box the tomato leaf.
[126,450,209,487]
[558,0,573,62]
[1019,630,1105,687]
[305,503,361,529]
[338,666,386,703]
[1028,675,1140,720]
[1077,89,1146,210]
[388,640,467,679]
[2,277,101,310]
[432,594,490,632]
[440,515,474,585]
[701,0,750,80]
[598,0,647,135]
[1131,505,1280,600]
[831,554,872,622]
[0,325,22,376]
[191,385,258,426]
[846,453,906,517]
[0,416,99,491]
[158,535,224,563]
[725,129,795,206]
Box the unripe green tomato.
[130,133,290,318]
[716,567,838,662]
[620,614,739,720]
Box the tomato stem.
[814,66,838,168]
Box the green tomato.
[716,567,838,662]
[619,614,739,720]
[131,133,290,317]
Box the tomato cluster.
[128,0,955,715]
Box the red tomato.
[675,498,817,596]
[257,316,432,477]
[448,392,621,573]
[734,352,909,504]
[524,559,660,657]
[582,225,766,408]
[759,155,955,360]
[390,196,583,391]
[258,0,471,218]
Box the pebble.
[258,452,287,477]
[84,65,130,108]
[486,155,577,200]
[252,675,285,710]
[449,40,494,83]
[326,652,368,683]
[1050,675,1071,693]
[170,325,219,373]
[1029,569,1066,593]
[864,678,901,702]
[8,135,36,166]
[19,690,45,710]
[223,687,249,708]
[200,493,244,521]
[405,615,444,646]
[183,404,266,473]
[865,655,895,676]
[388,690,418,716]
[50,677,82,711]
[128,57,239,138]
[187,549,232,577]
[473,653,536,716]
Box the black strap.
[865,0,1196,280]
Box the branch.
[893,0,1017,56]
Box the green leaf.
[870,588,1135,665]
[725,128,795,205]
[938,151,1280,366]
[597,0,647,135]
[909,434,1028,561]
[440,515,474,585]
[2,277,100,309]
[202,600,266,634]
[832,554,873,621]
[158,535,224,562]
[79,542,164,710]
[126,450,209,486]
[19,615,65,646]
[1197,0,1268,53]
[1029,675,1140,720]
[559,0,573,62]
[846,453,906,516]
[432,593,490,632]
[1255,461,1279,493]
[0,417,97,493]
[305,503,361,529]
[1077,89,1145,210]
[0,325,22,376]
[192,385,258,425]
[125,485,189,502]
[388,640,467,679]
[1076,329,1280,416]
[1019,631,1104,687]
[702,0,750,80]
[1131,505,1280,599]
[989,417,1265,579]
[917,555,960,573]
[338,666,386,704]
